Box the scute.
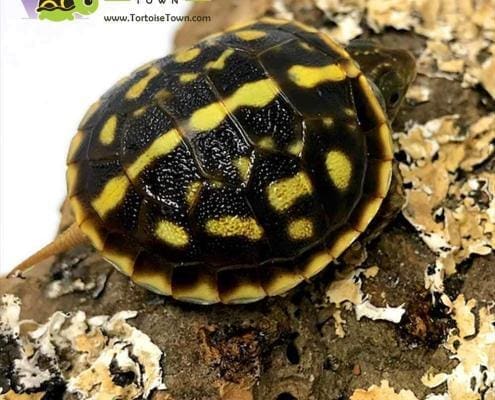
[67,18,393,304]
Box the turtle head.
[347,40,416,121]
[73,0,98,15]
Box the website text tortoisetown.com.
[103,13,211,23]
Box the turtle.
[37,0,98,21]
[11,18,416,304]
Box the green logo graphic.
[37,0,98,21]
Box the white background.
[0,0,191,274]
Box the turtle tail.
[8,223,87,278]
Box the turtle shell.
[66,18,393,304]
[37,0,75,12]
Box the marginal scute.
[132,256,172,295]
[218,268,266,304]
[70,196,89,225]
[172,268,220,304]
[358,74,387,124]
[367,159,393,198]
[66,164,79,197]
[102,247,137,277]
[299,249,333,279]
[67,131,84,164]
[319,32,351,59]
[78,101,101,130]
[80,218,106,251]
[267,171,313,212]
[262,267,304,296]
[325,149,353,190]
[288,64,347,88]
[377,123,394,160]
[350,196,384,233]
[328,226,360,258]
[205,216,264,240]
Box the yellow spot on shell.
[235,30,266,41]
[180,73,199,83]
[92,129,182,218]
[99,115,118,145]
[287,140,303,156]
[67,131,84,164]
[206,216,264,240]
[133,107,147,117]
[154,89,171,102]
[322,117,334,127]
[288,64,346,88]
[206,48,235,70]
[156,220,189,248]
[126,129,182,180]
[92,175,130,219]
[258,137,275,150]
[175,47,201,63]
[326,150,352,190]
[267,172,313,212]
[186,181,203,208]
[126,66,160,100]
[288,218,314,240]
[189,79,280,132]
[233,157,251,182]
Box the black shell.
[66,18,393,304]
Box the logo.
[20,0,99,21]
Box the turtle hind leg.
[7,223,87,278]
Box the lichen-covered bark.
[1,1,494,399]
